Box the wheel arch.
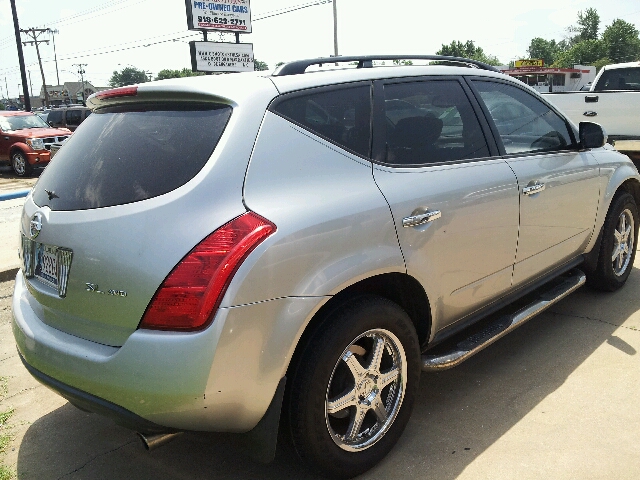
[9,143,29,158]
[286,272,432,382]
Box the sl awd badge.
[86,283,127,297]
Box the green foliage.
[602,19,640,63]
[570,8,600,43]
[527,38,561,66]
[553,39,607,68]
[436,40,502,66]
[155,68,204,81]
[0,103,4,111]
[108,67,149,87]
[275,62,285,67]
[254,60,269,71]
[393,59,414,66]
[522,9,640,70]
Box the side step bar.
[422,269,586,371]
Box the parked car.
[543,61,640,161]
[12,55,640,479]
[46,106,91,131]
[0,111,71,176]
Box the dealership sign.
[185,0,252,33]
[190,41,254,72]
[515,59,544,68]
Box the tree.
[527,38,561,66]
[570,8,600,43]
[553,39,607,68]
[155,68,204,80]
[393,59,413,66]
[254,59,269,71]
[109,67,149,87]
[602,19,640,63]
[436,40,502,66]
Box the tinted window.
[272,85,372,157]
[597,67,640,91]
[472,80,574,155]
[382,80,489,165]
[33,105,232,211]
[66,109,82,125]
[47,110,63,125]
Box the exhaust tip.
[137,432,183,451]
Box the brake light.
[140,212,276,331]
[96,86,138,99]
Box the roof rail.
[272,55,501,76]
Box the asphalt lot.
[1,265,639,479]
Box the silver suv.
[12,55,640,478]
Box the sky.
[0,0,639,100]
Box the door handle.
[585,95,599,103]
[522,183,545,196]
[583,111,598,117]
[402,210,441,228]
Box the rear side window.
[382,80,490,165]
[271,85,372,158]
[597,67,640,91]
[33,105,232,211]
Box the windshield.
[0,114,49,131]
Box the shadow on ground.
[15,267,640,479]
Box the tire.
[287,295,421,479]
[587,192,639,291]
[11,151,32,177]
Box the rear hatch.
[19,75,278,346]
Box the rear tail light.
[95,86,138,100]
[140,212,276,331]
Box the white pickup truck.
[543,61,640,161]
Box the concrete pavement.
[1,263,639,478]
[0,167,38,281]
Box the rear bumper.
[12,272,324,432]
[18,350,173,435]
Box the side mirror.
[579,122,607,149]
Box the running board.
[421,269,586,371]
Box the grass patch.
[0,465,15,480]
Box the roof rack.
[272,55,501,76]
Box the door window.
[471,80,574,155]
[66,109,82,126]
[597,67,640,91]
[271,85,372,158]
[382,80,489,165]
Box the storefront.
[500,64,596,92]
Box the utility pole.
[10,0,30,111]
[28,71,33,97]
[73,64,87,105]
[48,29,60,85]
[21,27,50,107]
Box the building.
[39,81,109,107]
[499,64,596,92]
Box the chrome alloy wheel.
[612,208,635,277]
[325,329,407,452]
[12,152,26,176]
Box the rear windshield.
[33,104,232,211]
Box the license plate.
[34,244,58,289]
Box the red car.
[0,111,71,176]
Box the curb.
[0,189,30,201]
